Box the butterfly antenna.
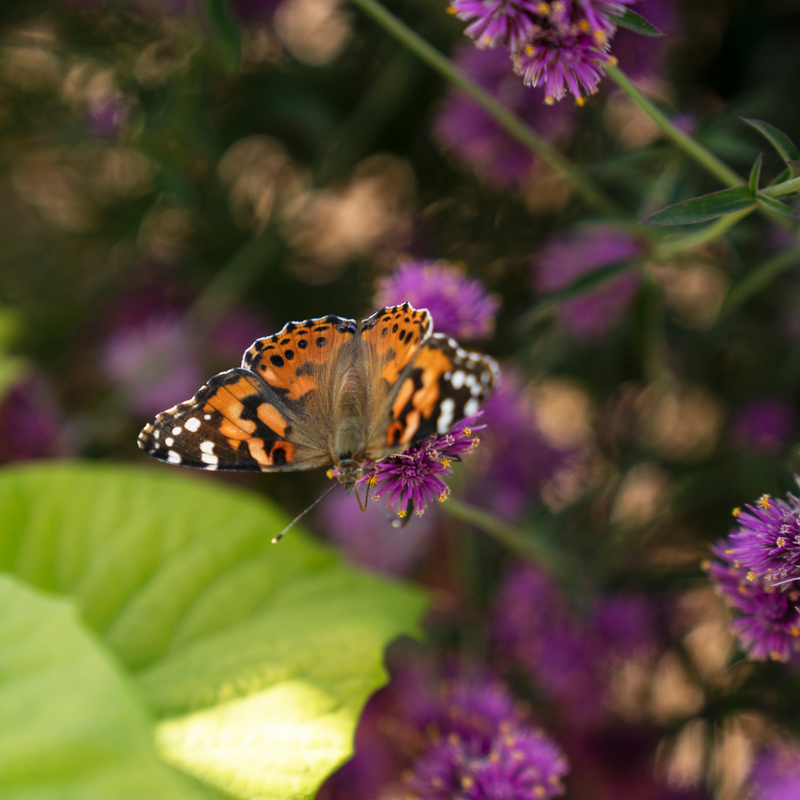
[272,483,337,543]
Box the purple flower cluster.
[375,259,499,340]
[0,377,65,464]
[361,414,486,518]
[494,565,657,722]
[705,537,800,663]
[448,0,639,103]
[321,664,568,800]
[748,743,800,800]
[532,225,643,339]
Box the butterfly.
[137,303,499,495]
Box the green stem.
[606,64,743,188]
[444,498,571,578]
[348,0,618,214]
[762,176,800,198]
[720,246,800,317]
[654,208,755,259]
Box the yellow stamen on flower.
[575,96,585,107]
[536,2,549,12]
[438,492,449,502]
[326,468,335,479]
[608,55,618,66]
[397,509,407,518]
[791,627,800,637]
[759,494,772,509]
[441,458,451,468]
[777,537,788,548]
[461,777,475,790]
[368,475,378,486]
[545,96,554,105]
[732,507,741,517]
[579,19,589,31]
[747,571,757,582]
[479,34,492,47]
[446,4,457,13]
[463,427,471,436]
[525,45,535,55]
[594,30,607,45]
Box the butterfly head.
[335,458,364,494]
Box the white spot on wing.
[201,453,219,465]
[464,398,480,417]
[172,426,182,436]
[184,417,201,432]
[167,450,182,464]
[204,414,211,420]
[437,398,456,433]
[165,437,174,447]
[199,441,215,454]
[450,370,466,390]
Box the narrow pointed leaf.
[0,575,205,800]
[644,185,755,225]
[749,153,762,196]
[610,8,663,36]
[757,194,798,217]
[742,118,800,165]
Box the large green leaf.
[0,574,205,800]
[644,185,756,225]
[0,462,428,800]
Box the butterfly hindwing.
[366,332,499,458]
[137,368,330,472]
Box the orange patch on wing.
[258,402,288,437]
[270,442,294,464]
[221,416,256,439]
[387,420,404,447]
[411,347,453,418]
[399,410,421,444]
[391,377,415,419]
[247,438,270,465]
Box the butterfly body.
[138,303,499,487]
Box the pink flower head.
[448,0,545,52]
[376,259,499,340]
[748,743,800,800]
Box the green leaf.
[610,8,663,36]
[203,0,241,71]
[0,574,205,800]
[757,193,798,217]
[749,153,762,196]
[742,118,800,165]
[0,462,428,800]
[644,186,756,225]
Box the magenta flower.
[727,492,800,584]
[434,45,576,186]
[448,0,544,51]
[748,743,800,800]
[731,398,795,452]
[407,727,569,800]
[494,564,658,722]
[532,226,643,339]
[0,377,65,464]
[375,259,499,340]
[362,414,486,518]
[705,539,800,663]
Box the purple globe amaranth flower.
[375,259,499,340]
[727,491,800,584]
[447,0,544,52]
[705,538,800,663]
[731,398,795,453]
[434,45,576,186]
[533,226,644,339]
[748,743,800,800]
[407,727,568,800]
[494,564,658,722]
[0,376,65,464]
[359,414,486,518]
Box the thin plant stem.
[762,177,800,198]
[606,64,743,188]
[348,0,618,214]
[720,246,800,317]
[444,497,572,579]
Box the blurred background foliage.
[2,0,800,798]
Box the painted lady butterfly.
[137,303,499,494]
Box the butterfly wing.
[364,326,499,460]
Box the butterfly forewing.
[137,368,330,472]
